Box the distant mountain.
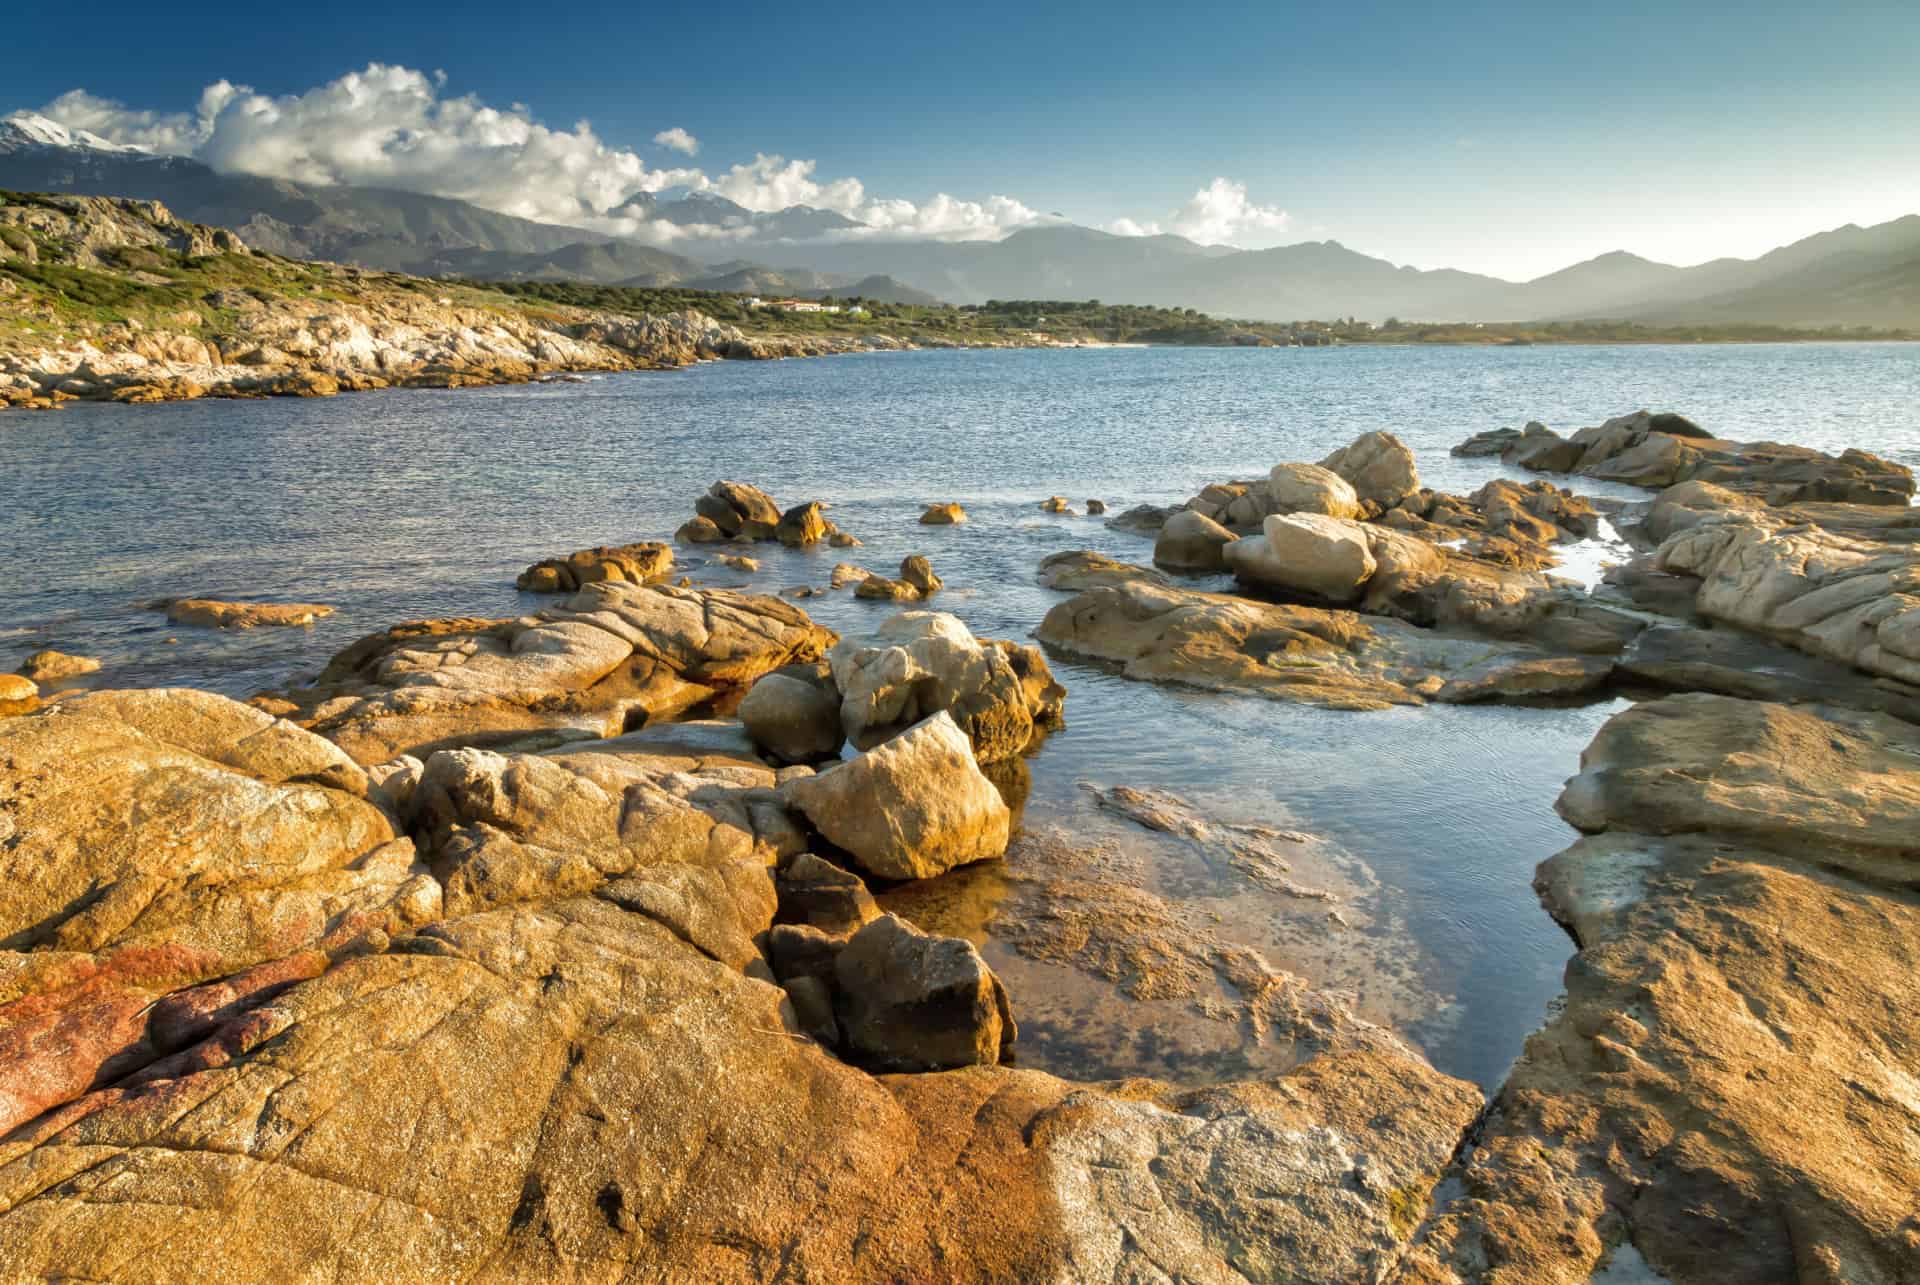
[802,274,943,306]
[6,110,1918,327]
[1,112,605,274]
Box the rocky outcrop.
[1459,409,1915,505]
[165,599,334,628]
[516,542,672,593]
[253,584,835,764]
[1403,693,1920,1283]
[784,711,1011,881]
[1649,516,1920,685]
[828,612,1064,763]
[853,555,944,602]
[1037,578,1499,710]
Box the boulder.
[1318,430,1419,505]
[854,576,920,601]
[1266,462,1362,518]
[834,913,1014,1070]
[827,612,1065,762]
[166,599,334,628]
[829,562,870,589]
[899,555,941,595]
[675,515,727,543]
[775,501,828,547]
[1040,496,1073,514]
[17,650,101,683]
[775,852,880,937]
[1105,503,1178,534]
[783,711,1011,881]
[919,502,967,525]
[516,542,673,593]
[1433,653,1614,703]
[1230,513,1377,602]
[0,675,37,717]
[708,480,781,528]
[711,553,759,573]
[739,665,844,764]
[1153,509,1238,572]
[1085,498,1107,515]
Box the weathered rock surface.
[15,650,101,683]
[1403,692,1920,1284]
[828,612,1065,762]
[253,584,835,764]
[1265,462,1364,519]
[0,689,438,1133]
[1036,578,1501,710]
[784,711,1011,881]
[853,555,943,602]
[775,501,829,547]
[1651,516,1920,685]
[1554,692,1920,883]
[919,501,967,525]
[1433,653,1614,704]
[1319,430,1421,506]
[166,599,334,628]
[516,542,673,593]
[1154,509,1238,572]
[1618,621,1920,722]
[1105,502,1178,534]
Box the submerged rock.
[919,501,967,525]
[165,598,334,628]
[1036,549,1167,591]
[16,650,101,682]
[783,710,1011,881]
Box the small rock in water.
[1086,498,1108,515]
[18,650,102,682]
[164,599,334,629]
[920,502,967,525]
[711,553,760,573]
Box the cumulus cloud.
[653,126,699,156]
[29,65,1041,246]
[1166,178,1292,247]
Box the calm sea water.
[4,342,1915,1088]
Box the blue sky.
[11,0,1920,277]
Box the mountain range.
[5,110,1917,328]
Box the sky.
[9,0,1920,279]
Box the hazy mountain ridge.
[5,113,1917,326]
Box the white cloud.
[1105,216,1161,237]
[653,126,699,156]
[1165,178,1292,247]
[28,65,1041,246]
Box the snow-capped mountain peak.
[0,111,151,155]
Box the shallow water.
[5,342,1915,1089]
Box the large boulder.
[834,913,1014,1070]
[1266,462,1361,519]
[1228,513,1378,603]
[783,711,1011,881]
[253,584,836,764]
[17,650,102,683]
[1153,509,1238,572]
[827,612,1064,763]
[775,501,828,548]
[1318,430,1419,506]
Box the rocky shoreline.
[1,411,1917,1280]
[0,195,1051,412]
